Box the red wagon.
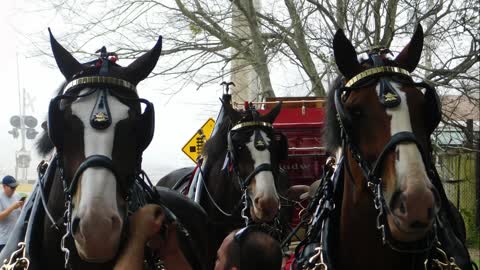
[257,97,328,227]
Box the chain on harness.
[289,157,336,270]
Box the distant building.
[433,94,479,235]
[434,95,479,147]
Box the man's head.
[2,175,18,197]
[215,227,282,270]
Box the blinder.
[419,81,442,134]
[273,131,289,161]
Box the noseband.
[335,57,440,253]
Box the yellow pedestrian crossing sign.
[182,118,215,163]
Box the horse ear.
[262,102,282,123]
[333,29,363,79]
[220,98,241,123]
[49,28,82,80]
[395,24,424,72]
[125,36,163,85]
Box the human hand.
[148,222,182,259]
[10,200,24,210]
[129,204,165,243]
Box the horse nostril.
[399,201,407,214]
[427,207,434,219]
[71,217,80,234]
[254,196,260,207]
[409,220,428,230]
[111,215,121,231]
[390,191,405,214]
[430,187,441,210]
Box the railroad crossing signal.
[182,118,215,163]
[8,115,39,140]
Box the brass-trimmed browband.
[64,76,137,93]
[345,66,410,87]
[231,121,273,131]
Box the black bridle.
[334,63,440,253]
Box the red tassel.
[109,55,118,63]
[244,101,249,110]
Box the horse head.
[47,29,161,262]
[329,24,441,245]
[220,101,285,222]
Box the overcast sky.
[0,0,225,181]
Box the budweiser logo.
[280,163,311,170]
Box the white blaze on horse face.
[246,131,279,220]
[70,89,127,259]
[380,83,430,198]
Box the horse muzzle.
[72,207,123,262]
[251,192,280,222]
[387,185,440,242]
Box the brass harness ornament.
[231,121,273,131]
[93,111,109,123]
[1,242,30,270]
[64,76,137,93]
[425,243,462,270]
[345,66,410,87]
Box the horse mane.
[35,82,66,157]
[323,77,344,152]
[202,113,234,160]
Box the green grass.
[472,258,479,269]
[468,244,480,268]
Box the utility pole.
[8,53,38,182]
[16,53,24,180]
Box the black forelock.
[202,116,232,160]
[35,130,55,157]
[35,82,67,157]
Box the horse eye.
[352,109,362,116]
[349,107,363,118]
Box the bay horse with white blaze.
[301,24,474,270]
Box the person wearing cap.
[0,175,24,252]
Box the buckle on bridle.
[306,246,328,270]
